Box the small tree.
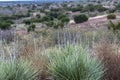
[74,14,88,23]
[107,14,116,19]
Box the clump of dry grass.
[18,39,49,80]
[95,41,120,80]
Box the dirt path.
[71,14,120,28]
[89,14,107,20]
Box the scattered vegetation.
[0,27,120,79]
[1,1,120,80]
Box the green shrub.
[48,45,104,80]
[0,59,37,80]
[27,24,36,32]
[45,21,54,27]
[0,19,13,30]
[42,16,53,22]
[58,14,70,23]
[58,14,67,20]
[74,14,88,23]
[107,14,116,19]
[23,19,32,25]
[61,17,70,23]
[5,19,14,24]
[0,22,11,30]
[23,18,42,24]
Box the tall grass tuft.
[95,41,120,80]
[0,30,14,43]
[48,45,104,80]
[0,59,37,80]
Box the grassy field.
[0,26,120,80]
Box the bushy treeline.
[23,10,70,29]
[0,13,30,20]
[0,13,30,30]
